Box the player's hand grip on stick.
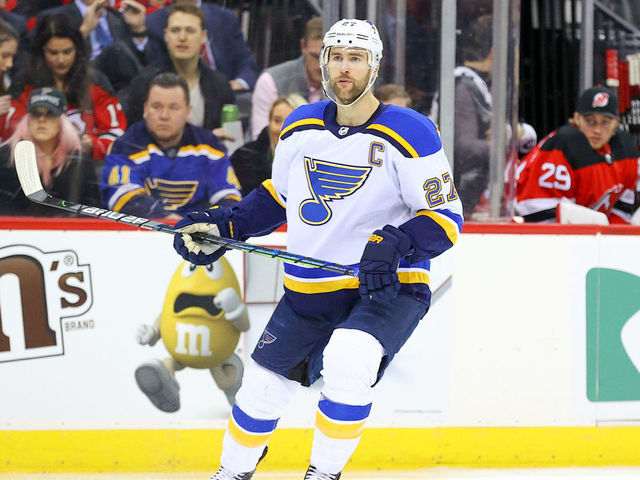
[173,207,234,265]
[358,225,411,304]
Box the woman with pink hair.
[0,87,99,216]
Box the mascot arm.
[214,287,250,332]
[135,315,162,346]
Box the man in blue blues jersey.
[101,73,241,218]
[173,18,463,480]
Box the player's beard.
[330,74,368,105]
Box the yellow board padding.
[2,427,640,473]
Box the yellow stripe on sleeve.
[417,210,459,245]
[113,188,146,212]
[261,179,285,208]
[398,270,430,285]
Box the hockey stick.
[13,140,358,277]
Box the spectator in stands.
[375,83,412,108]
[6,15,127,161]
[515,86,639,224]
[0,0,29,76]
[0,18,18,108]
[250,16,324,139]
[231,93,306,196]
[146,0,259,91]
[450,14,494,217]
[34,0,157,92]
[0,87,99,216]
[428,15,535,218]
[120,2,233,135]
[101,73,241,219]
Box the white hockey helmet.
[320,19,383,107]
[321,19,383,68]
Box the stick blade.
[14,140,45,197]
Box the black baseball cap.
[27,87,67,116]
[577,86,619,118]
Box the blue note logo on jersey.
[299,157,371,225]
[145,178,199,211]
[257,330,277,349]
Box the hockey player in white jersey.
[173,18,463,480]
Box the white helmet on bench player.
[320,19,383,107]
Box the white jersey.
[262,101,463,301]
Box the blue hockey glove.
[358,225,412,303]
[173,206,234,265]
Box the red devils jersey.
[515,124,639,223]
[3,79,126,162]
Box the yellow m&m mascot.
[134,258,249,412]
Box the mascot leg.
[135,357,182,412]
[211,352,244,406]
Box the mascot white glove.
[214,287,245,322]
[135,324,161,346]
